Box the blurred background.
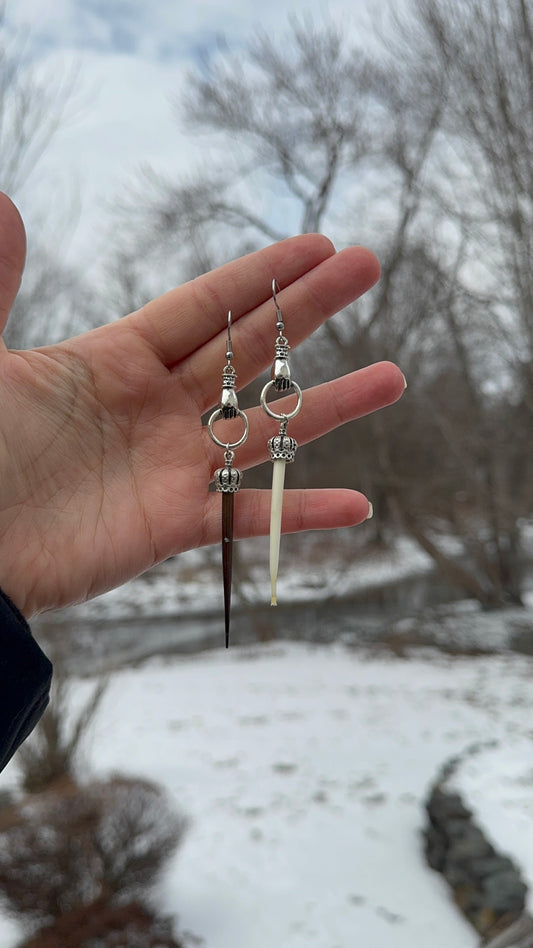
[0,0,533,946]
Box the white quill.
[269,458,286,605]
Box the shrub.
[17,666,107,794]
[17,897,184,947]
[0,775,187,931]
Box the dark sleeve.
[0,588,53,773]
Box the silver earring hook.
[272,279,285,335]
[226,310,233,363]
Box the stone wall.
[425,783,528,941]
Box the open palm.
[0,194,404,617]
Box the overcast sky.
[6,0,376,269]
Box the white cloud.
[8,0,376,269]
[10,0,351,58]
[13,47,190,267]
[9,0,372,60]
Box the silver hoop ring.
[260,380,303,421]
[208,408,249,450]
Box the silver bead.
[222,365,236,387]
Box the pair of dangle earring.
[208,281,302,645]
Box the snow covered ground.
[3,642,533,947]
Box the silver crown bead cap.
[268,434,298,463]
[214,466,243,492]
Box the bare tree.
[106,19,378,311]
[367,0,533,606]
[182,20,373,235]
[0,4,74,193]
[17,662,107,794]
[106,8,533,608]
[0,7,101,347]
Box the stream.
[34,566,482,676]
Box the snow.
[5,642,533,946]
[7,523,533,945]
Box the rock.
[425,825,447,870]
[470,905,499,937]
[443,863,475,889]
[471,855,517,879]
[453,881,484,915]
[446,817,477,838]
[427,787,472,824]
[447,826,493,863]
[483,870,527,915]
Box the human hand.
[0,194,405,618]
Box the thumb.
[0,193,26,336]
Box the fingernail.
[402,372,407,390]
[366,502,374,520]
